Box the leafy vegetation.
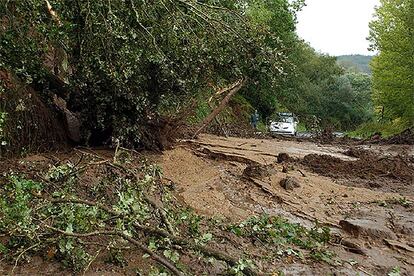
[228,215,332,262]
[368,0,414,129]
[348,119,407,138]
[0,0,292,151]
[274,42,373,130]
[0,0,383,156]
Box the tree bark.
[193,78,246,138]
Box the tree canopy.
[0,0,290,149]
[368,0,414,127]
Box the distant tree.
[368,0,414,126]
[336,55,373,75]
[275,42,373,130]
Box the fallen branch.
[45,0,62,26]
[47,197,259,275]
[83,248,102,276]
[34,155,260,275]
[297,169,306,177]
[12,243,41,274]
[207,101,228,138]
[142,193,177,236]
[193,78,246,138]
[43,225,184,276]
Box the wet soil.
[163,134,414,275]
[301,152,414,195]
[1,134,413,275]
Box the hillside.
[337,55,374,74]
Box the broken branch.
[44,225,184,276]
[193,78,246,138]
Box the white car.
[269,113,298,136]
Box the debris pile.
[301,153,414,183]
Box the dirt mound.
[279,176,301,190]
[343,147,372,158]
[206,122,271,139]
[301,153,414,183]
[383,128,414,145]
[277,153,291,163]
[243,164,271,179]
[0,70,68,157]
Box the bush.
[348,119,408,139]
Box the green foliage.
[0,160,155,270]
[309,249,336,264]
[320,73,373,129]
[58,238,91,272]
[107,248,128,267]
[380,197,413,208]
[388,266,401,276]
[241,0,300,119]
[176,208,203,235]
[163,249,180,263]
[0,155,341,273]
[46,162,77,188]
[228,215,332,262]
[229,259,255,275]
[368,0,414,128]
[187,98,212,124]
[348,118,407,138]
[0,176,42,238]
[113,187,150,222]
[256,121,268,132]
[0,0,288,148]
[276,42,373,130]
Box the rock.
[279,177,300,190]
[384,239,414,252]
[277,153,290,163]
[340,239,367,255]
[65,110,81,142]
[243,164,270,179]
[53,94,81,142]
[339,219,397,240]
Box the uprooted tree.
[0,0,292,155]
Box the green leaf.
[65,223,73,234]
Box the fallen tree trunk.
[193,78,246,138]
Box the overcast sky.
[296,0,379,56]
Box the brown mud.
[1,134,413,275]
[162,134,414,275]
[301,151,413,195]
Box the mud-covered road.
[161,134,414,275]
[1,133,412,275]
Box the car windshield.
[278,116,294,123]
